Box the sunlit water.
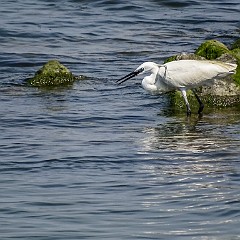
[0,0,240,239]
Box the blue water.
[0,0,240,239]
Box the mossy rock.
[233,59,240,86]
[168,86,240,113]
[165,40,240,111]
[164,53,205,63]
[27,60,78,87]
[231,39,240,50]
[231,48,240,61]
[230,40,240,85]
[168,73,240,111]
[195,40,229,60]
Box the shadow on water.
[150,0,200,8]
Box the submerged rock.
[167,39,240,111]
[26,60,81,87]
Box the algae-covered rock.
[233,60,240,86]
[166,39,240,112]
[231,39,240,50]
[230,39,240,85]
[164,53,205,64]
[169,77,240,111]
[196,38,240,86]
[195,40,229,60]
[27,60,78,87]
[216,53,237,64]
[231,48,240,62]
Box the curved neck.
[151,65,159,76]
[145,65,159,84]
[141,66,159,93]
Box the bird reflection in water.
[139,115,238,154]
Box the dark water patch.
[151,0,200,8]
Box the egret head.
[116,62,158,85]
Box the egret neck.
[141,63,159,93]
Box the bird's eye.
[135,67,144,74]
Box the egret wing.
[160,60,236,89]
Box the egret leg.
[180,88,191,115]
[192,89,204,114]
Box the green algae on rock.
[27,60,79,87]
[165,39,240,112]
[230,39,240,86]
[164,53,205,64]
[195,40,229,60]
[231,39,240,50]
[233,62,240,86]
[168,76,240,112]
[195,38,240,86]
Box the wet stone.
[195,39,229,60]
[26,60,79,87]
[166,39,240,110]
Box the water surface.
[0,0,240,239]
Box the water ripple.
[0,0,240,239]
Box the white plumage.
[117,60,237,115]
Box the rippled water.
[0,0,240,239]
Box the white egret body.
[117,60,237,115]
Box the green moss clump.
[230,39,240,85]
[27,60,77,87]
[231,48,240,61]
[195,40,229,60]
[164,55,178,63]
[231,39,240,50]
[233,59,240,86]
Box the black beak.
[116,68,144,85]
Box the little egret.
[116,60,237,115]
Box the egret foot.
[192,89,204,115]
[180,88,192,116]
[198,103,204,114]
[187,109,191,116]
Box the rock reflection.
[136,113,240,238]
[140,111,240,154]
[136,110,240,181]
